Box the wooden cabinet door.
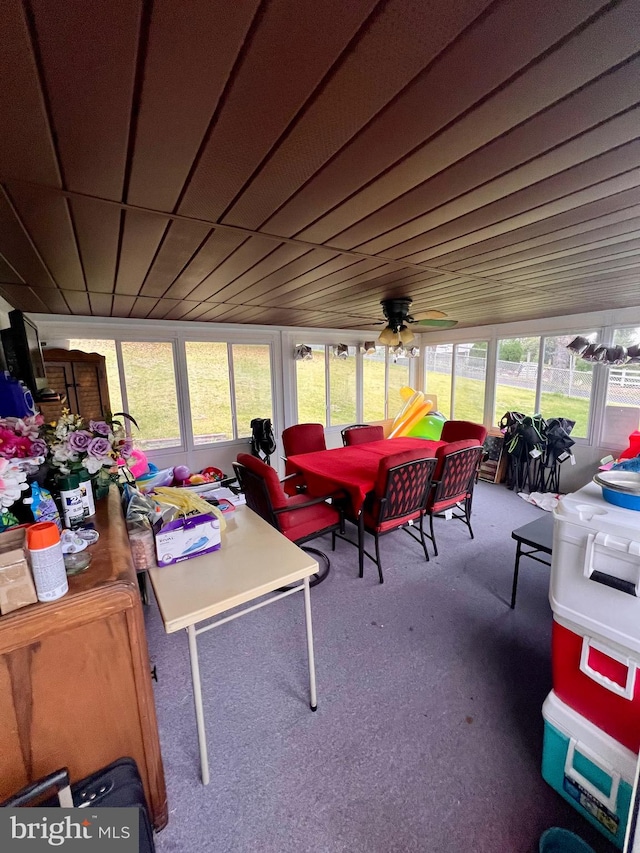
[41,349,111,422]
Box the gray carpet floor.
[144,482,619,853]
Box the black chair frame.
[338,456,437,584]
[424,446,483,557]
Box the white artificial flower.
[83,456,103,474]
[0,458,28,508]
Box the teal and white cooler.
[542,690,636,849]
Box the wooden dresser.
[0,487,167,829]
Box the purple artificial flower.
[89,420,111,436]
[87,436,112,459]
[30,438,47,457]
[117,438,134,459]
[67,429,93,453]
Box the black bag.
[250,417,277,464]
[1,757,155,853]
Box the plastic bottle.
[57,474,85,529]
[76,469,96,518]
[26,521,68,602]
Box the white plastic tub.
[550,482,640,655]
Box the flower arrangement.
[0,415,46,522]
[42,410,134,476]
[0,414,47,460]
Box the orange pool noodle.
[389,389,435,438]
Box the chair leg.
[374,534,384,584]
[429,513,438,557]
[418,515,430,562]
[331,530,336,551]
[464,497,475,539]
[358,513,365,579]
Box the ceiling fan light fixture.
[398,325,415,345]
[377,326,399,346]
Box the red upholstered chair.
[424,441,484,557]
[282,423,326,496]
[440,419,488,445]
[233,452,341,585]
[341,424,385,446]
[343,450,437,584]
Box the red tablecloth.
[287,437,445,514]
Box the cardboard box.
[154,512,221,567]
[0,526,38,614]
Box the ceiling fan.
[376,297,458,346]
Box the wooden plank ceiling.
[1,0,640,332]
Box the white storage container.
[550,482,640,655]
[542,690,636,849]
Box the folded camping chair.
[538,417,575,492]
[250,418,277,466]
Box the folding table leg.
[511,540,522,609]
[187,624,210,785]
[303,575,318,711]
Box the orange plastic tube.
[389,401,431,438]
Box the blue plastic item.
[0,371,36,417]
[601,486,640,511]
[539,827,595,853]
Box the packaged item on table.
[128,521,157,572]
[29,482,62,530]
[26,521,68,602]
[0,525,38,614]
[151,487,225,567]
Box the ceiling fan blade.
[415,318,458,329]
[411,309,448,320]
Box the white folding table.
[148,505,319,785]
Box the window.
[232,344,273,438]
[120,342,181,450]
[539,335,593,439]
[424,345,452,418]
[453,342,486,423]
[68,339,123,414]
[185,342,232,444]
[185,342,273,444]
[603,327,640,448]
[494,336,540,425]
[387,349,410,418]
[362,346,386,422]
[296,345,327,425]
[329,345,356,426]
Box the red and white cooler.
[552,614,640,753]
[550,481,640,657]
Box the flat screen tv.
[0,310,48,396]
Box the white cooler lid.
[542,690,637,781]
[554,482,640,542]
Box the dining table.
[287,436,446,515]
